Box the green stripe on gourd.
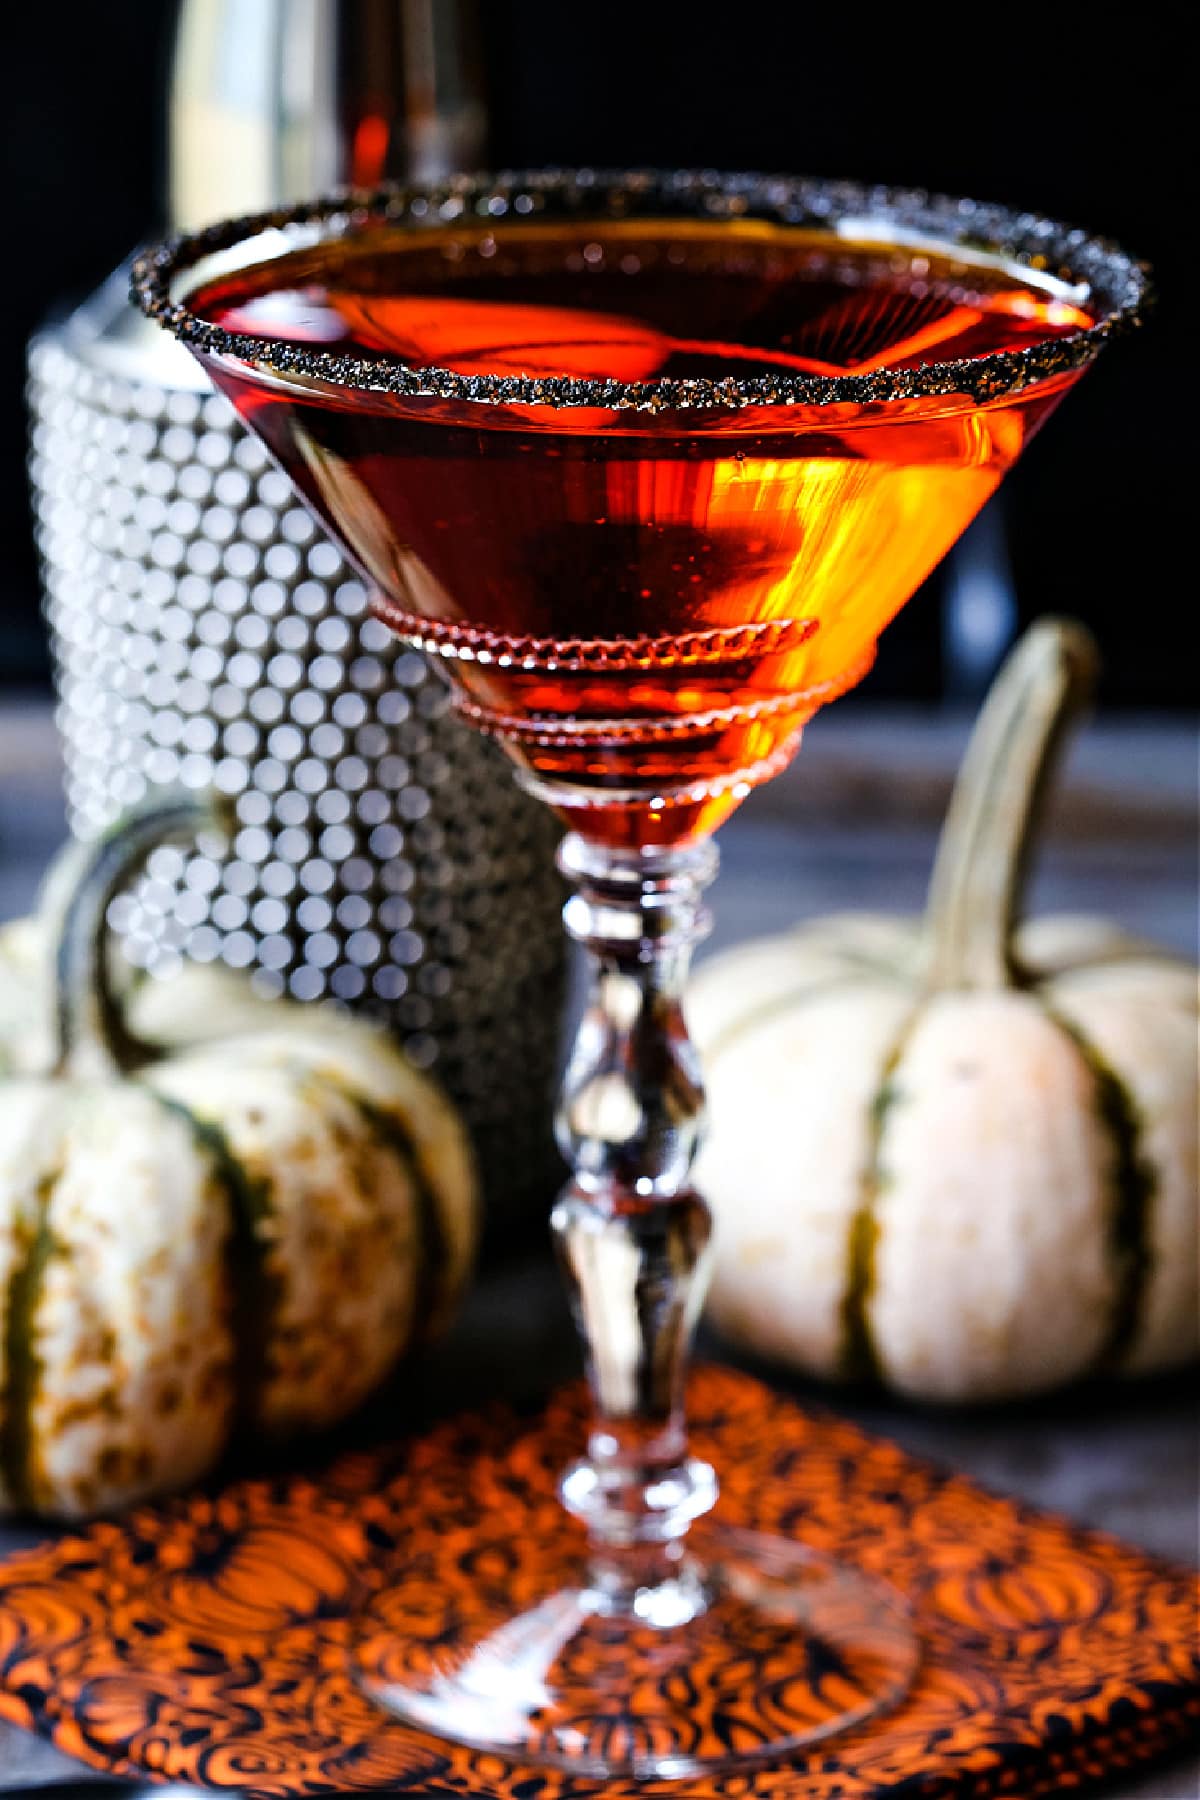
[318,1077,455,1344]
[140,1053,433,1437]
[692,619,1192,1400]
[0,1172,58,1511]
[1046,1016,1155,1370]
[148,1093,277,1430]
[36,791,306,1453]
[841,620,1154,1381]
[0,786,478,1516]
[284,1065,450,1352]
[0,790,231,1507]
[839,1041,910,1383]
[32,787,457,1405]
[690,626,1194,1396]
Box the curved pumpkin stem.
[918,618,1099,993]
[43,787,232,1077]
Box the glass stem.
[551,831,719,1626]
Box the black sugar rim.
[130,169,1150,412]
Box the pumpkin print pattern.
[0,1367,1196,1798]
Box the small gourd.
[690,621,1198,1402]
[0,792,477,1516]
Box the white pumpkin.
[690,621,1198,1402]
[0,792,477,1517]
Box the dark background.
[0,3,1184,704]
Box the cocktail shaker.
[27,0,566,1234]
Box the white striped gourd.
[690,621,1198,1402]
[0,793,476,1517]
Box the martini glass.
[133,171,1146,1779]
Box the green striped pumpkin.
[690,621,1198,1402]
[0,793,477,1517]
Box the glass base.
[354,1523,917,1779]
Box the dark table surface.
[0,699,1196,1797]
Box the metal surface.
[22,0,564,1232]
[170,0,486,226]
[27,294,566,1233]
